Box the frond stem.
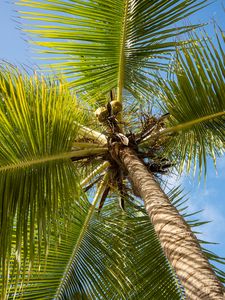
[72,142,104,149]
[74,122,107,145]
[117,0,129,103]
[0,148,108,172]
[161,111,225,134]
[81,161,110,187]
[55,173,109,298]
[141,111,225,144]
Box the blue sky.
[0,0,225,270]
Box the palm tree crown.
[0,0,225,299]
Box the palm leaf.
[2,175,132,300]
[2,187,130,299]
[0,65,108,297]
[3,191,185,300]
[155,29,225,175]
[18,0,207,103]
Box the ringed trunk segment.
[118,146,224,300]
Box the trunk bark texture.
[119,146,225,300]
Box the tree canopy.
[0,0,225,299]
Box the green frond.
[55,173,110,299]
[0,64,105,297]
[6,194,186,300]
[156,29,225,175]
[81,161,110,187]
[0,148,107,172]
[0,198,89,299]
[18,0,207,103]
[2,181,130,300]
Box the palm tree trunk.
[118,146,225,300]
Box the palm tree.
[0,0,225,299]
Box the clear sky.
[0,0,225,270]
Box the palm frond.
[0,64,105,296]
[2,178,130,300]
[18,0,207,103]
[5,193,186,300]
[155,29,225,175]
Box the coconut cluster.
[94,100,122,123]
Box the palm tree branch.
[72,142,105,149]
[83,174,104,193]
[81,161,110,187]
[149,29,225,175]
[0,148,107,172]
[75,121,107,144]
[55,173,109,298]
[161,111,225,134]
[117,0,128,103]
[18,0,208,102]
[0,64,108,294]
[140,111,225,146]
